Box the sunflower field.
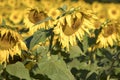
[0,0,120,80]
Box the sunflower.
[0,6,11,19]
[107,4,120,20]
[7,0,21,8]
[96,21,120,48]
[22,0,35,7]
[97,10,107,23]
[9,10,23,24]
[23,8,53,37]
[39,0,56,11]
[0,0,6,7]
[72,0,91,9]
[48,8,61,20]
[92,1,103,13]
[0,26,28,64]
[53,7,98,51]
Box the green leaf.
[114,67,120,75]
[32,55,75,80]
[68,59,81,70]
[0,64,3,71]
[58,5,67,12]
[69,46,84,58]
[86,71,96,80]
[0,64,3,78]
[96,49,103,57]
[100,48,112,60]
[82,34,89,53]
[30,29,49,49]
[78,62,90,70]
[1,19,6,26]
[32,46,49,56]
[6,62,31,80]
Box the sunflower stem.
[48,28,54,53]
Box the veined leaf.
[6,62,31,80]
[82,34,89,53]
[32,55,75,80]
[30,29,49,50]
[68,59,81,70]
[114,67,120,75]
[69,46,84,58]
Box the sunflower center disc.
[28,10,47,24]
[62,18,81,36]
[0,38,15,50]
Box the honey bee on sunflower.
[0,26,28,64]
[53,7,98,51]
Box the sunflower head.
[22,0,35,7]
[107,4,120,20]
[97,10,107,23]
[48,8,61,19]
[23,8,54,37]
[92,1,103,13]
[96,21,120,48]
[7,0,18,8]
[9,10,23,24]
[54,7,98,51]
[62,12,83,36]
[28,8,48,24]
[102,24,116,37]
[0,26,27,64]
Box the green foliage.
[32,55,75,80]
[6,62,31,80]
[29,29,51,50]
[69,46,84,58]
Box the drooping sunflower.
[0,26,28,64]
[23,8,53,37]
[96,21,120,48]
[24,8,48,28]
[53,7,98,51]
